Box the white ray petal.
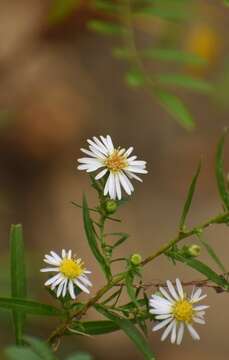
[176,278,184,299]
[187,324,200,341]
[40,267,59,272]
[57,279,65,298]
[176,323,184,345]
[161,320,175,342]
[95,168,108,180]
[74,279,90,294]
[171,321,177,344]
[45,273,61,286]
[68,280,76,299]
[166,280,179,300]
[153,318,173,332]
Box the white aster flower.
[149,278,209,345]
[77,135,147,200]
[40,249,92,299]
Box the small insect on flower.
[149,279,209,345]
[40,250,92,299]
[77,135,147,200]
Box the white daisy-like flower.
[149,279,209,345]
[40,249,92,299]
[77,135,147,200]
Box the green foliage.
[216,132,229,210]
[69,320,120,335]
[95,304,155,360]
[179,162,201,229]
[198,237,226,274]
[23,336,57,360]
[0,297,64,316]
[155,74,214,94]
[10,224,27,345]
[82,195,111,279]
[87,20,127,36]
[156,90,195,130]
[67,353,92,360]
[48,0,80,24]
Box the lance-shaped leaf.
[5,346,41,360]
[24,336,57,360]
[216,132,229,210]
[87,20,127,36]
[70,320,120,335]
[95,305,155,360]
[198,237,226,273]
[48,0,80,24]
[156,74,214,94]
[125,272,139,308]
[10,224,27,345]
[0,297,64,317]
[156,90,195,130]
[82,195,111,278]
[67,353,92,360]
[179,162,201,229]
[169,253,229,289]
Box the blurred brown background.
[0,0,229,359]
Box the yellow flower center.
[172,299,194,323]
[104,150,127,173]
[60,258,84,279]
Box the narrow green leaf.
[109,232,129,248]
[0,297,64,316]
[67,353,92,360]
[82,195,111,278]
[48,0,80,24]
[125,69,145,87]
[24,336,56,360]
[10,224,27,345]
[5,346,41,360]
[70,320,120,335]
[94,0,121,13]
[216,132,229,210]
[156,90,195,130]
[198,237,226,273]
[179,162,201,229]
[125,272,139,308]
[156,74,214,94]
[87,20,127,36]
[170,253,229,289]
[95,305,155,360]
[142,48,207,65]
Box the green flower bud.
[130,253,142,266]
[105,200,118,214]
[188,244,201,257]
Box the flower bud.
[105,200,118,214]
[130,253,142,266]
[188,244,201,257]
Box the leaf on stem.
[95,305,155,360]
[10,224,27,345]
[82,195,111,279]
[0,297,64,317]
[23,336,57,360]
[156,90,195,130]
[125,272,139,308]
[179,162,201,229]
[216,132,229,210]
[198,237,226,273]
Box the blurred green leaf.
[10,224,27,345]
[142,48,207,65]
[67,353,92,360]
[87,20,127,36]
[179,162,201,229]
[0,297,64,317]
[216,132,229,210]
[5,346,41,360]
[49,0,80,24]
[156,90,195,130]
[82,195,111,279]
[156,74,214,94]
[95,305,155,360]
[94,0,121,13]
[125,69,145,87]
[138,0,189,21]
[198,237,226,273]
[109,232,129,248]
[24,337,56,360]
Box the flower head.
[41,249,92,299]
[149,279,209,345]
[77,135,147,200]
